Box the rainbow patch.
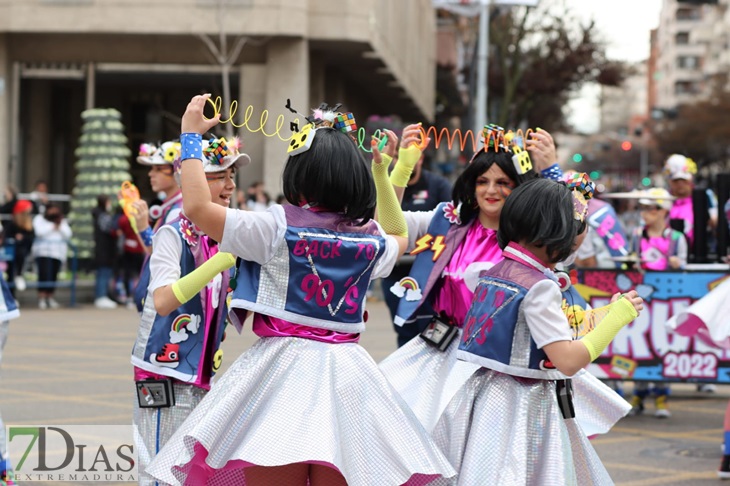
[398,277,419,291]
[171,314,192,333]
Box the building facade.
[0,0,436,200]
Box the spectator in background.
[29,179,49,216]
[246,181,272,212]
[381,151,452,343]
[0,185,18,216]
[117,209,146,309]
[5,200,35,293]
[31,203,71,310]
[92,195,118,309]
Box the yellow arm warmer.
[580,296,639,361]
[389,144,422,188]
[373,158,408,238]
[171,252,237,305]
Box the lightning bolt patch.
[432,235,446,260]
[409,234,447,261]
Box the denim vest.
[228,205,387,333]
[393,202,473,328]
[131,219,229,389]
[457,243,567,380]
[132,195,184,312]
[0,274,19,321]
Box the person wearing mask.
[92,195,119,309]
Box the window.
[677,56,701,69]
[676,7,701,21]
[675,32,690,45]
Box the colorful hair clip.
[334,112,357,133]
[564,172,595,222]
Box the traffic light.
[621,141,632,151]
[589,170,602,180]
[572,153,583,163]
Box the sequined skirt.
[380,331,629,437]
[134,383,207,486]
[430,368,614,485]
[146,336,455,486]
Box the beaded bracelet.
[180,133,203,161]
[139,227,154,247]
[540,163,563,181]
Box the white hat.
[638,188,674,211]
[663,154,696,181]
[137,141,181,166]
[174,137,250,186]
[200,137,251,172]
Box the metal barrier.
[0,238,78,307]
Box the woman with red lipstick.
[380,125,538,432]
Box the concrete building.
[653,0,723,111]
[0,0,436,200]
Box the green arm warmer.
[373,159,408,238]
[389,145,422,188]
[580,296,639,361]
[171,252,237,305]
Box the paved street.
[1,291,730,485]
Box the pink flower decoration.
[443,201,461,225]
[179,217,200,247]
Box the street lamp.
[433,0,539,140]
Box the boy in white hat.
[628,187,689,419]
[130,137,249,485]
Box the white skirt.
[380,331,629,437]
[146,336,455,486]
[429,369,614,485]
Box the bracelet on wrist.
[540,163,563,181]
[180,133,203,161]
[139,227,154,247]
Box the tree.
[482,3,625,130]
[653,74,730,166]
[67,108,132,260]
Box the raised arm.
[179,94,225,242]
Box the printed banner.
[575,269,730,383]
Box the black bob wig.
[282,128,376,224]
[451,148,538,225]
[497,178,581,264]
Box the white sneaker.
[47,297,61,309]
[95,297,118,309]
[14,276,26,291]
[698,383,717,393]
[38,298,48,310]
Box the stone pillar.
[264,38,309,199]
[0,35,9,195]
[24,80,52,192]
[239,64,266,196]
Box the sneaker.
[628,395,644,416]
[94,297,118,309]
[150,343,180,368]
[698,383,717,393]
[654,395,671,418]
[719,454,730,479]
[13,275,26,291]
[47,297,61,309]
[38,298,48,310]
